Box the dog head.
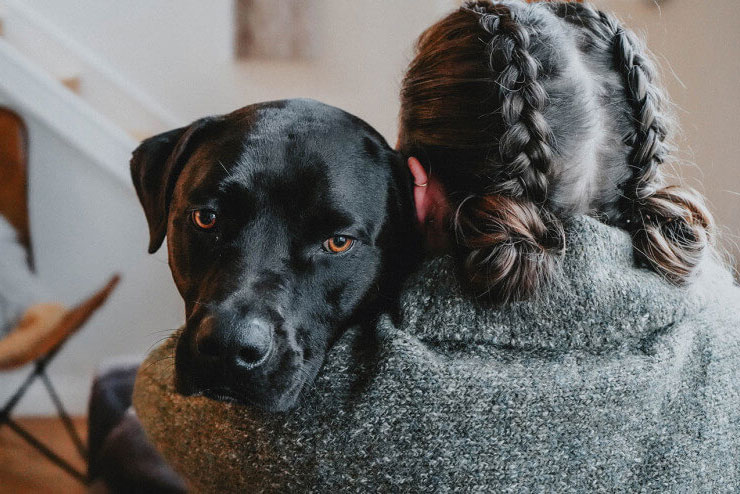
[131,99,417,411]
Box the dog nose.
[234,318,273,366]
[195,316,273,369]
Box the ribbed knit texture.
[134,216,740,492]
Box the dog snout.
[194,314,274,370]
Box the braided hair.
[399,0,713,303]
[400,1,566,303]
[475,3,555,203]
[550,2,712,284]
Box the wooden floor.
[0,416,87,494]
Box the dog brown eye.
[322,235,354,253]
[192,209,217,230]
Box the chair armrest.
[0,274,120,370]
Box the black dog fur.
[131,99,418,411]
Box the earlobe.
[406,156,452,253]
[407,157,430,225]
[407,156,428,187]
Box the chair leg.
[39,370,88,460]
[0,362,39,417]
[1,361,90,485]
[3,417,89,484]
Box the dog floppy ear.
[130,119,211,253]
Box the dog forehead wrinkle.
[280,166,363,240]
[253,98,342,132]
[244,143,346,221]
[188,99,390,227]
[239,210,290,251]
[218,122,334,192]
[250,101,381,158]
[325,149,389,237]
[172,148,230,206]
[218,162,359,245]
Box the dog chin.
[206,388,301,413]
[174,372,303,412]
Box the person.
[132,2,740,491]
[398,0,712,304]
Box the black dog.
[131,99,418,411]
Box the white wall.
[21,0,233,126]
[0,91,183,414]
[22,0,453,138]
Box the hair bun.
[630,185,712,284]
[454,194,565,303]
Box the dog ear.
[130,119,211,253]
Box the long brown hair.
[399,1,712,303]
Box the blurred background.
[0,0,737,488]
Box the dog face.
[131,99,416,411]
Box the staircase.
[0,0,180,186]
[0,0,188,415]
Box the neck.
[395,216,700,353]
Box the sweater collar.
[396,216,705,352]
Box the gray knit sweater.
[134,216,740,492]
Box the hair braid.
[399,0,714,301]
[430,2,565,302]
[551,2,713,284]
[465,2,555,203]
[548,3,667,201]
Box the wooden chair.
[0,107,31,263]
[0,106,119,485]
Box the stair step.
[129,130,154,142]
[60,75,81,93]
